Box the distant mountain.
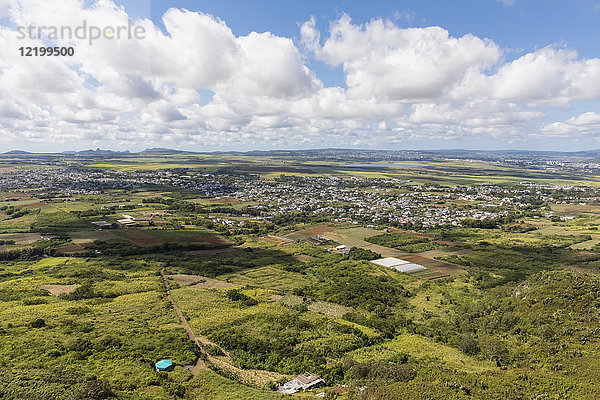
[4,150,31,154]
[76,148,131,156]
[140,147,185,154]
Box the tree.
[458,333,480,355]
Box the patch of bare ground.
[0,233,42,245]
[56,242,93,254]
[39,284,80,296]
[1,192,32,200]
[292,223,335,236]
[22,202,46,207]
[294,254,315,262]
[564,265,587,273]
[401,254,466,276]
[167,274,237,289]
[210,355,290,387]
[257,235,294,246]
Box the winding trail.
[159,269,289,385]
[160,268,206,373]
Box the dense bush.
[225,289,258,306]
[365,233,444,253]
[301,260,411,311]
[347,247,380,260]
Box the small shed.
[277,374,326,394]
[155,359,174,372]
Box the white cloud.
[302,14,500,100]
[1,1,600,150]
[489,46,600,104]
[542,112,600,136]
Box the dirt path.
[160,269,207,372]
[159,269,289,385]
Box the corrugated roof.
[370,257,410,268]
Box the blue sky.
[1,0,600,152]
[120,0,600,58]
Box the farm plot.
[274,294,352,318]
[284,223,336,241]
[0,232,42,244]
[223,267,312,291]
[38,284,80,296]
[168,274,237,290]
[400,254,465,278]
[68,230,121,244]
[113,229,230,247]
[257,235,294,246]
[322,229,409,258]
[56,242,94,254]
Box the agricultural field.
[2,151,600,398]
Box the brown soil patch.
[257,235,294,246]
[293,223,335,236]
[0,233,42,245]
[401,254,466,276]
[294,254,315,261]
[22,202,46,207]
[1,192,32,200]
[130,237,164,247]
[56,242,93,254]
[194,235,231,245]
[565,265,587,273]
[40,284,80,296]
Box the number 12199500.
[19,46,75,56]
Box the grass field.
[349,333,497,373]
[112,229,229,247]
[223,266,312,291]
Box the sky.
[1,0,600,153]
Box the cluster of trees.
[225,289,258,306]
[0,237,68,261]
[366,233,443,253]
[174,247,296,277]
[207,311,372,375]
[82,240,225,257]
[440,242,596,288]
[347,247,380,260]
[31,211,90,234]
[298,260,412,312]
[0,206,28,219]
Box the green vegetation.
[31,211,91,234]
[347,247,380,260]
[2,153,600,399]
[366,232,444,253]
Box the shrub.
[30,318,46,328]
